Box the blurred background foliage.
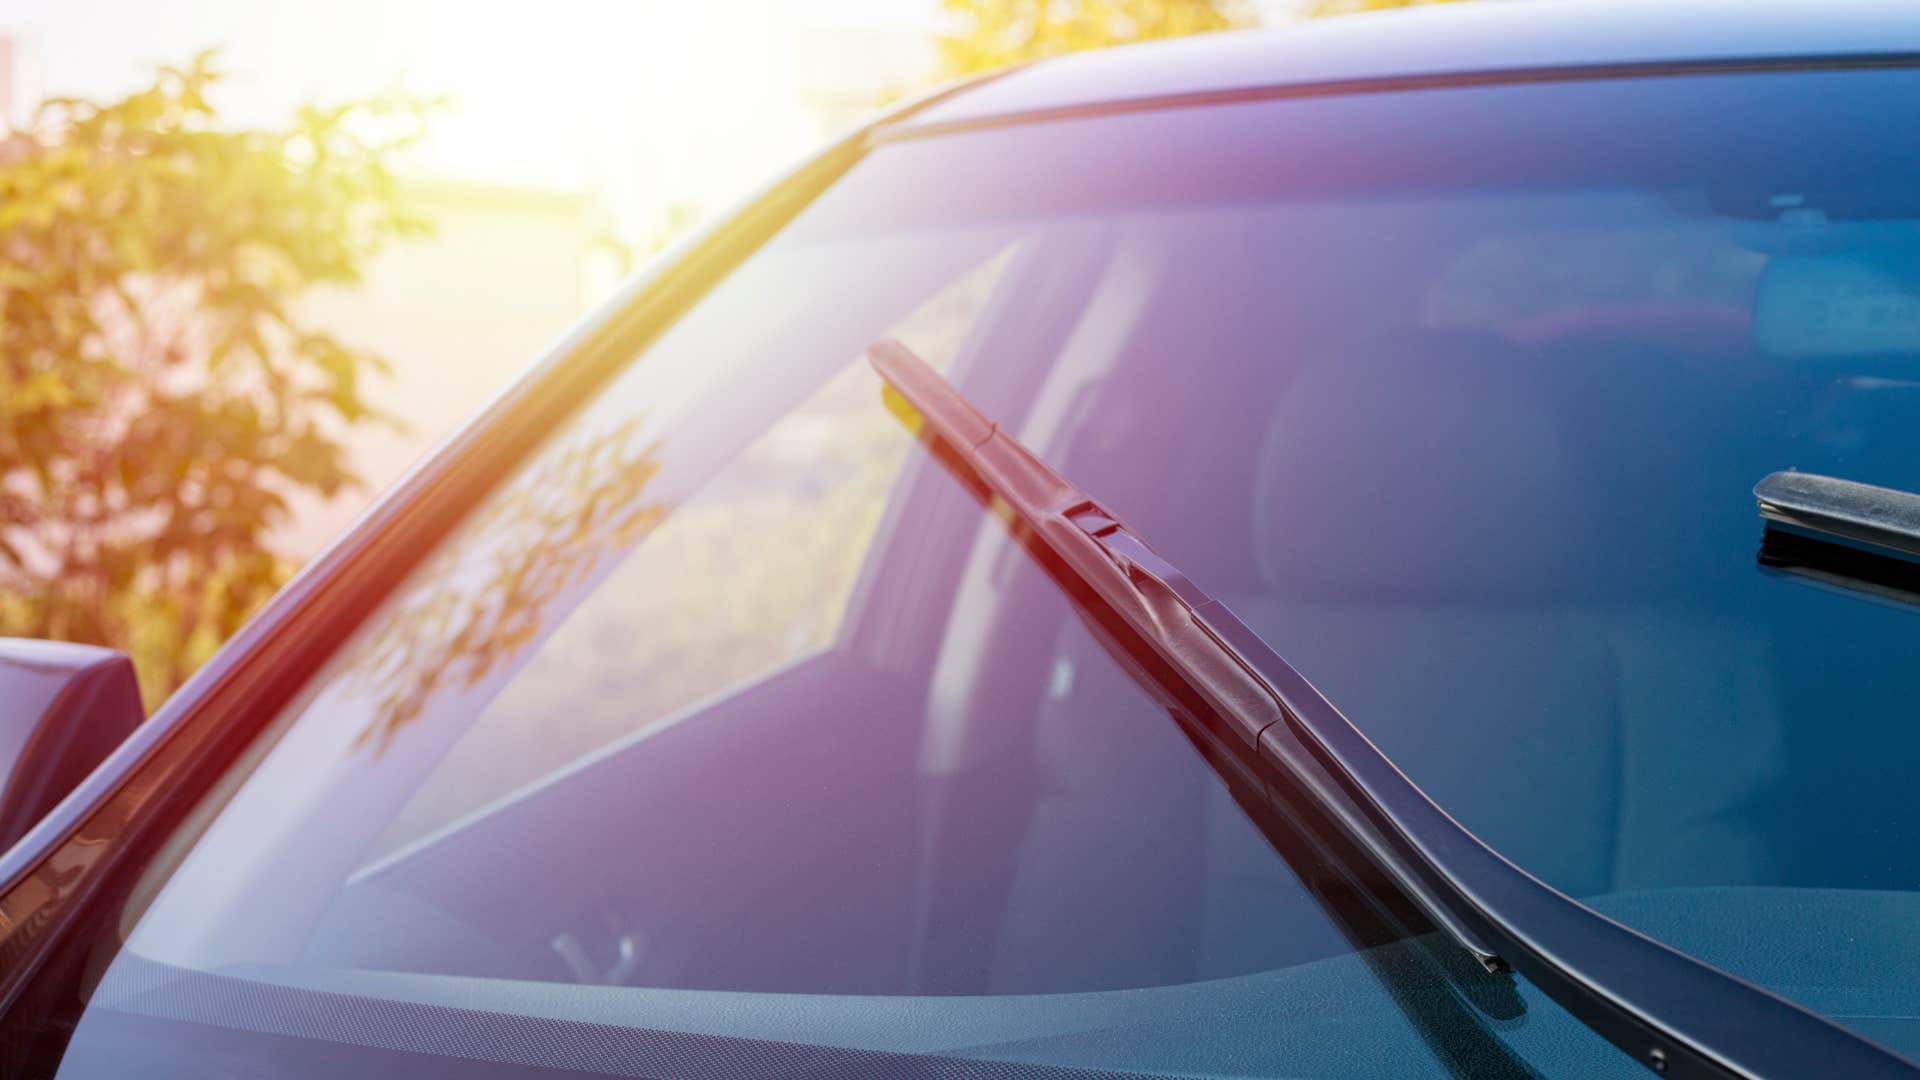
[1,0,1467,711]
[932,0,1454,76]
[937,0,1261,74]
[0,53,429,707]
[1297,0,1471,16]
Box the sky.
[4,1,1298,226]
[11,2,869,185]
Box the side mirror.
[0,639,144,854]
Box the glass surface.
[49,68,1920,1076]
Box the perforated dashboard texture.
[70,956,1186,1079]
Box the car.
[6,2,1920,1076]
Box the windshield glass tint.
[54,67,1920,1076]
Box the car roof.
[895,0,1920,134]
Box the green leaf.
[0,55,430,701]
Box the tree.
[1298,0,1476,17]
[937,0,1261,76]
[0,54,429,707]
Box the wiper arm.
[1756,470,1920,560]
[871,339,1920,1080]
[1755,471,1920,611]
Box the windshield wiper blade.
[871,338,1920,1080]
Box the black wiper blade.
[871,339,1920,1080]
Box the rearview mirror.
[0,639,144,854]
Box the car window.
[64,213,1634,1079]
[41,67,1920,1077]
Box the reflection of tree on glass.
[367,253,1024,847]
[347,417,666,753]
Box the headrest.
[1253,329,1602,602]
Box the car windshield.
[47,66,1920,1078]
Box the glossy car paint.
[0,641,141,854]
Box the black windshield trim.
[869,53,1920,147]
